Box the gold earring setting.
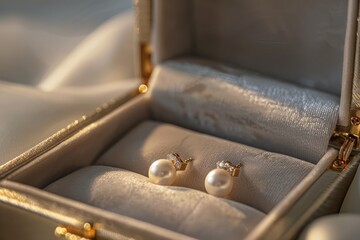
[205,161,241,197]
[148,153,193,185]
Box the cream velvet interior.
[45,166,265,239]
[149,59,339,163]
[96,121,313,213]
[40,57,342,238]
[45,120,313,238]
[24,29,344,239]
[4,93,339,239]
[153,0,349,96]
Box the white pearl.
[148,159,177,185]
[205,168,233,197]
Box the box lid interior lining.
[153,0,351,97]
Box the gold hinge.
[330,112,360,171]
[135,0,153,86]
[55,223,95,240]
[331,136,356,171]
[140,43,153,84]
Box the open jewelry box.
[0,0,360,239]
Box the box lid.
[135,0,360,163]
[143,0,359,127]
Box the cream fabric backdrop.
[0,1,140,163]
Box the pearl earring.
[205,161,241,197]
[148,153,194,185]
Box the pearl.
[148,159,177,185]
[205,168,233,197]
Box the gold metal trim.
[331,137,356,171]
[55,223,95,240]
[330,110,360,171]
[0,185,99,238]
[138,83,149,94]
[135,0,153,84]
[139,43,153,83]
[0,182,172,239]
[0,92,137,178]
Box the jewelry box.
[0,0,359,239]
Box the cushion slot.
[45,165,266,240]
[96,120,314,213]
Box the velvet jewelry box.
[0,0,360,239]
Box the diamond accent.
[167,153,189,171]
[217,161,225,168]
[216,161,241,177]
[167,153,179,161]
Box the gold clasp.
[330,111,360,171]
[331,136,356,170]
[55,223,95,240]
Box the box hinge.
[330,113,360,171]
[135,0,153,93]
[55,223,95,240]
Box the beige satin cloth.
[0,1,140,163]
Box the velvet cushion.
[148,59,339,164]
[45,165,266,240]
[97,120,313,213]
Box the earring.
[148,153,193,185]
[205,161,241,197]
